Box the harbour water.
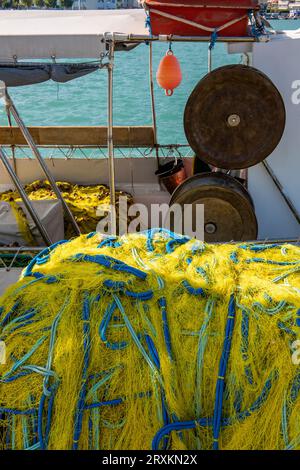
[0,19,299,148]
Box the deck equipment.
[169,172,258,241]
[184,64,286,170]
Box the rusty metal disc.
[184,65,286,170]
[168,172,258,242]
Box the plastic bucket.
[155,159,187,194]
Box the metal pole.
[149,42,160,169]
[4,91,81,236]
[107,40,117,236]
[208,47,212,72]
[262,161,300,225]
[0,147,52,246]
[118,34,259,43]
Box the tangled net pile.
[0,180,132,241]
[0,229,299,450]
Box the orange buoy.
[156,49,182,96]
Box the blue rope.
[113,294,162,384]
[44,389,56,447]
[166,237,190,254]
[6,415,11,448]
[282,394,289,448]
[290,371,300,403]
[158,297,173,360]
[145,13,153,37]
[73,293,91,450]
[234,389,243,414]
[230,251,239,264]
[277,321,296,337]
[145,228,190,253]
[36,297,67,448]
[246,258,300,266]
[1,308,36,337]
[99,300,128,351]
[98,236,121,248]
[212,294,236,450]
[32,407,39,447]
[240,243,279,252]
[248,11,264,38]
[241,309,254,385]
[0,300,21,327]
[253,299,287,315]
[71,253,147,280]
[144,334,170,449]
[23,240,68,277]
[152,370,277,450]
[86,232,97,239]
[85,390,152,411]
[145,335,160,369]
[209,29,218,50]
[0,370,31,383]
[0,407,36,415]
[3,336,47,380]
[222,370,277,425]
[103,279,153,300]
[152,418,210,450]
[182,280,205,297]
[296,309,300,328]
[195,299,214,420]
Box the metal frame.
[0,147,52,245]
[3,88,81,237]
[262,161,300,225]
[104,33,267,236]
[113,34,263,43]
[0,32,270,246]
[107,39,117,235]
[149,42,160,168]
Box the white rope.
[150,8,248,33]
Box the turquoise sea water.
[1,19,299,147]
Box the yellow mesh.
[0,180,132,239]
[0,230,299,450]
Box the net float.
[156,49,182,96]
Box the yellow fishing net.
[0,229,299,450]
[0,180,132,240]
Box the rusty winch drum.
[184,64,286,170]
[167,172,258,242]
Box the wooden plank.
[0,126,155,147]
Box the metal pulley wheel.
[184,64,286,170]
[168,172,258,242]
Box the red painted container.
[145,0,259,37]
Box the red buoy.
[156,50,182,96]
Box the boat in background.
[143,0,259,37]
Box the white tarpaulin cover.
[0,268,22,297]
[0,199,64,246]
[0,9,148,61]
